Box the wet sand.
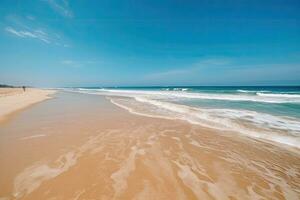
[0,92,299,200]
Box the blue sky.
[0,0,300,87]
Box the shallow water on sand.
[0,92,299,200]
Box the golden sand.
[0,88,56,122]
[0,92,299,200]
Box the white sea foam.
[256,92,300,98]
[86,89,300,103]
[237,89,270,93]
[237,89,255,93]
[78,88,105,92]
[173,88,189,91]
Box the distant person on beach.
[22,86,26,92]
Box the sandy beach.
[2,0,300,199]
[0,91,299,200]
[0,88,56,122]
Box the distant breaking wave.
[256,92,300,98]
[89,89,300,104]
[237,89,270,93]
[237,89,253,93]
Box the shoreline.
[0,88,56,122]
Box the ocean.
[64,86,300,148]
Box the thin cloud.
[45,0,73,18]
[5,27,50,43]
[4,14,70,46]
[61,60,99,68]
[61,60,74,65]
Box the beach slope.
[0,88,56,121]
